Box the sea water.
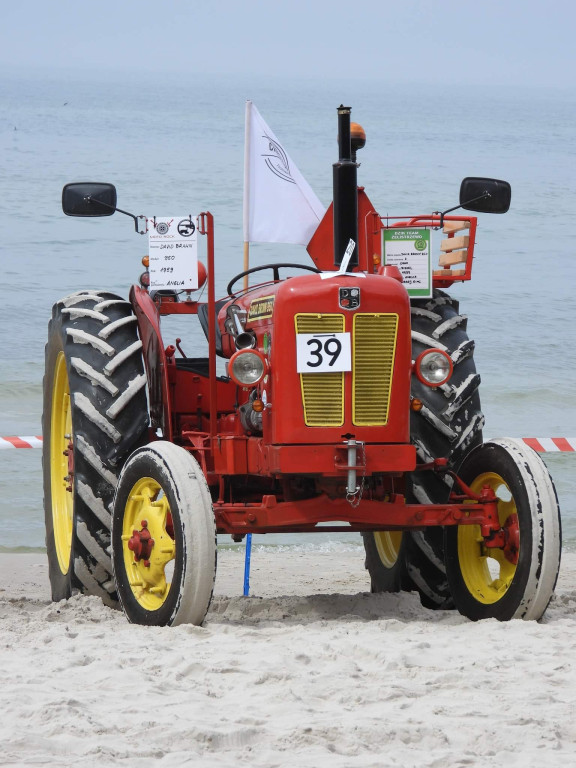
[1,71,575,552]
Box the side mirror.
[459,177,511,214]
[62,182,117,217]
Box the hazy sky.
[1,0,574,89]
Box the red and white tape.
[0,436,43,450]
[1,436,575,452]
[520,437,575,453]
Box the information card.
[148,216,199,291]
[383,228,432,298]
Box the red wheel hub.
[128,520,155,564]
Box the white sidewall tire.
[446,438,561,621]
[112,441,216,626]
[496,438,561,620]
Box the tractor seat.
[174,357,210,376]
[174,356,229,382]
[197,298,228,357]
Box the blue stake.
[243,533,252,596]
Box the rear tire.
[445,438,561,621]
[363,528,452,606]
[363,290,483,608]
[43,290,149,606]
[362,530,404,592]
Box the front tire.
[112,442,217,626]
[445,438,561,621]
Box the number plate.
[296,333,351,373]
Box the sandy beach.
[2,548,576,767]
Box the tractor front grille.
[295,312,398,427]
[295,314,345,426]
[353,313,398,425]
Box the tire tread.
[43,290,149,605]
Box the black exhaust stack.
[333,105,358,269]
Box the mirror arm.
[85,196,147,234]
[435,192,491,228]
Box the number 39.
[306,337,342,368]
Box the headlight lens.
[415,349,453,387]
[229,350,267,386]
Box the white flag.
[243,100,325,246]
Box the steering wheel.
[226,263,321,298]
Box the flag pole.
[243,241,249,291]
[243,100,251,291]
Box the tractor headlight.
[229,349,267,387]
[414,349,453,387]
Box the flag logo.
[262,136,295,184]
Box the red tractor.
[43,106,561,626]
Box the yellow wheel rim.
[50,351,73,574]
[374,531,403,568]
[458,471,519,604]
[121,477,176,611]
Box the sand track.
[1,549,576,767]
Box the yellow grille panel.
[353,314,398,425]
[295,314,345,426]
[295,314,345,334]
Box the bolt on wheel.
[120,477,176,611]
[457,471,519,603]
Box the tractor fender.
[129,284,173,441]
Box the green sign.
[383,228,432,298]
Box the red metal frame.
[213,494,500,535]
